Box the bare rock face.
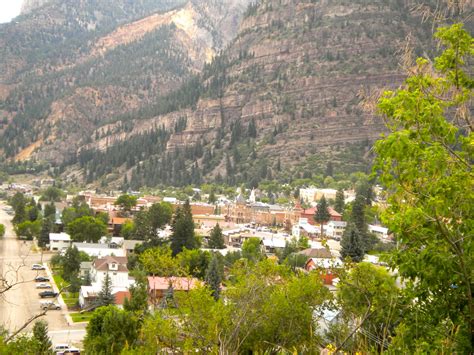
[20,0,52,14]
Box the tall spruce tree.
[314,196,330,237]
[208,223,225,249]
[334,189,345,214]
[32,320,52,355]
[96,273,115,307]
[205,255,222,300]
[38,219,51,249]
[170,200,198,256]
[340,224,364,262]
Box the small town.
[0,180,392,352]
[0,0,471,353]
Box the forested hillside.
[1,0,469,189]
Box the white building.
[325,221,347,239]
[368,224,389,240]
[299,188,338,203]
[72,242,126,258]
[49,233,72,251]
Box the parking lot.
[0,202,68,333]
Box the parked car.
[39,291,58,298]
[36,283,52,289]
[40,301,61,310]
[35,276,50,282]
[61,350,80,355]
[32,264,46,270]
[54,344,80,354]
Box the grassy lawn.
[52,273,68,291]
[70,312,94,323]
[63,292,79,308]
[52,270,79,309]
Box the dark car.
[39,291,58,298]
[35,276,50,282]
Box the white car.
[40,301,61,310]
[32,264,46,270]
[36,283,52,289]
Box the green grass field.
[70,312,94,323]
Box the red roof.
[110,217,132,225]
[114,290,131,305]
[302,207,341,218]
[148,277,200,291]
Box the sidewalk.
[45,264,74,326]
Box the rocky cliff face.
[74,0,437,188]
[0,0,448,188]
[0,0,251,164]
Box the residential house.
[122,240,143,256]
[325,221,347,240]
[108,217,132,236]
[79,256,134,308]
[148,276,199,306]
[304,251,343,286]
[368,224,390,241]
[49,232,72,251]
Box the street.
[0,200,86,347]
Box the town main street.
[0,201,86,345]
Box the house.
[122,240,143,255]
[99,236,124,248]
[78,256,134,308]
[79,286,131,309]
[90,256,132,288]
[299,207,342,224]
[325,221,347,239]
[108,217,132,236]
[72,242,126,258]
[298,248,333,259]
[262,238,286,254]
[148,277,199,306]
[305,255,343,285]
[49,232,72,251]
[368,224,390,240]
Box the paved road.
[0,201,85,347]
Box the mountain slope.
[75,0,439,188]
[0,0,251,162]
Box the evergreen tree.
[340,224,364,262]
[32,320,52,355]
[351,192,367,234]
[205,255,222,300]
[208,223,225,249]
[334,189,345,214]
[38,218,51,249]
[43,202,56,219]
[96,273,115,307]
[247,118,257,138]
[124,273,149,313]
[314,196,330,237]
[170,200,198,256]
[208,190,216,204]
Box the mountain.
[0,0,447,188]
[0,0,251,161]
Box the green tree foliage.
[62,246,81,282]
[120,220,135,239]
[10,192,27,225]
[66,216,107,242]
[32,320,52,355]
[115,194,137,215]
[170,200,198,256]
[40,187,63,202]
[84,305,139,354]
[0,224,5,238]
[373,24,473,352]
[242,237,265,262]
[0,332,39,354]
[139,246,181,277]
[208,223,225,249]
[337,263,401,352]
[38,218,51,249]
[177,248,211,279]
[124,272,149,314]
[131,209,154,240]
[133,260,330,353]
[205,255,223,300]
[314,195,330,236]
[148,202,173,231]
[61,199,93,226]
[96,273,115,307]
[14,220,41,240]
[334,188,345,214]
[340,224,364,262]
[43,202,56,220]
